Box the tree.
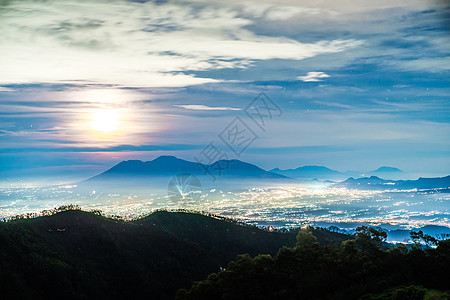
[355,226,387,253]
[296,227,319,250]
[410,230,438,249]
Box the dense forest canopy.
[177,226,450,299]
[0,208,448,299]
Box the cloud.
[240,4,325,21]
[1,0,448,179]
[297,72,330,82]
[393,56,450,73]
[0,87,15,92]
[0,0,361,88]
[222,0,434,14]
[174,104,241,111]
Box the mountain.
[0,209,349,299]
[86,156,287,183]
[369,166,403,173]
[337,175,450,190]
[367,166,404,179]
[270,165,347,181]
[92,156,202,177]
[269,165,406,181]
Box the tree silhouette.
[410,230,438,249]
[355,226,387,253]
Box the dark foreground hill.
[1,210,448,300]
[178,229,450,300]
[0,209,348,300]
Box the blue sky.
[0,0,449,185]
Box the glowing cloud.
[174,105,241,111]
[0,0,360,88]
[298,72,330,82]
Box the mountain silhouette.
[369,166,403,173]
[338,175,450,190]
[270,165,346,181]
[86,155,287,183]
[367,166,404,179]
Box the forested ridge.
[178,227,450,300]
[0,209,448,299]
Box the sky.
[0,0,449,185]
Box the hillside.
[178,229,450,300]
[0,209,348,299]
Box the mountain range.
[87,155,408,182]
[338,175,450,190]
[270,165,405,180]
[270,165,348,181]
[79,156,448,191]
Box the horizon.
[1,2,449,296]
[0,0,449,187]
[2,153,448,189]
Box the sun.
[89,109,120,132]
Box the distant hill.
[0,209,349,299]
[337,175,450,190]
[270,165,347,181]
[269,165,407,181]
[370,166,403,173]
[269,165,408,181]
[367,166,404,179]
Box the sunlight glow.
[90,109,120,132]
